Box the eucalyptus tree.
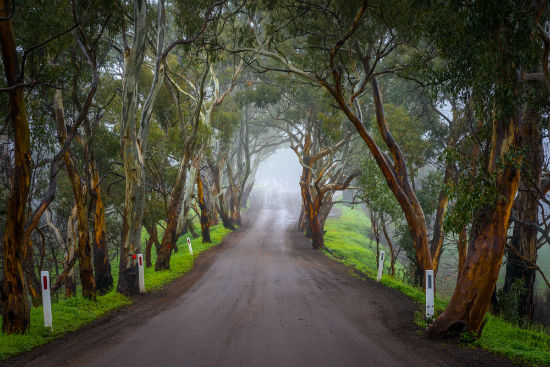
[415,0,550,336]
[231,0,437,278]
[0,0,119,331]
[155,54,209,271]
[117,0,225,293]
[0,0,33,334]
[266,86,358,249]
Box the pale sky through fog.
[255,148,302,192]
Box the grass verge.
[0,223,232,360]
[323,204,550,366]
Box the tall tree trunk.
[0,0,32,332]
[118,0,148,295]
[428,106,524,337]
[197,170,211,243]
[503,113,542,321]
[90,167,113,294]
[54,90,96,299]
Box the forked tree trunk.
[156,160,187,271]
[299,158,324,248]
[503,113,541,321]
[144,224,160,268]
[305,182,325,249]
[0,0,32,332]
[197,170,211,243]
[54,90,96,299]
[210,159,235,230]
[428,107,524,337]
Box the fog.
[254,148,302,193]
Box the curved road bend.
[14,191,518,366]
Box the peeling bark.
[0,0,32,332]
[54,90,96,299]
[428,106,524,337]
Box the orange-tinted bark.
[0,0,32,333]
[428,111,523,336]
[54,91,95,299]
[156,161,187,271]
[91,174,113,294]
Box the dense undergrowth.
[0,223,232,360]
[323,204,550,366]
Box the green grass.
[323,204,550,366]
[0,222,232,360]
[324,205,406,279]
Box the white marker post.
[377,251,385,282]
[376,251,385,282]
[137,254,145,293]
[425,270,435,319]
[40,271,52,330]
[187,237,193,256]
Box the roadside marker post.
[40,271,53,330]
[187,237,193,255]
[425,270,435,319]
[137,254,145,293]
[376,251,385,282]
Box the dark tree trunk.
[0,0,32,333]
[156,161,187,271]
[197,171,211,243]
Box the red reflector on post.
[139,257,142,266]
[43,276,48,290]
[132,254,136,259]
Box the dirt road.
[7,191,518,366]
